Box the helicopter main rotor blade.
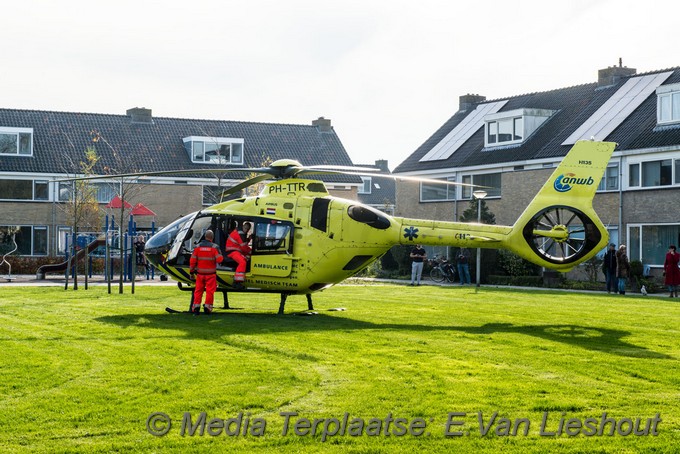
[305,165,379,172]
[296,169,489,188]
[52,167,275,182]
[219,174,272,201]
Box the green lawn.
[1,283,679,453]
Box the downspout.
[618,155,623,245]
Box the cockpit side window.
[253,221,293,254]
[347,205,391,230]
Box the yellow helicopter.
[142,140,616,314]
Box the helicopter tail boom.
[395,140,616,271]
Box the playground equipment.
[1,233,18,282]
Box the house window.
[58,182,72,201]
[183,136,244,165]
[641,160,672,187]
[34,181,49,200]
[461,173,501,199]
[628,224,680,266]
[0,225,47,256]
[484,108,553,148]
[487,117,523,145]
[421,177,456,201]
[657,84,680,124]
[93,183,118,204]
[358,177,372,194]
[597,163,619,191]
[0,127,33,156]
[628,158,680,188]
[57,227,72,255]
[0,179,49,201]
[629,163,640,187]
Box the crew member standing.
[225,221,252,289]
[190,230,223,314]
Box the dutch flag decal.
[266,207,276,215]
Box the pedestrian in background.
[457,247,471,285]
[663,244,680,297]
[615,244,630,295]
[602,243,617,293]
[410,244,427,286]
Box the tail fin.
[503,141,616,271]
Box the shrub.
[583,255,603,283]
[497,250,541,277]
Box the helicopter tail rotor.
[503,140,616,271]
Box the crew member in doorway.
[225,221,252,289]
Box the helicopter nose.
[144,232,171,267]
[143,212,197,268]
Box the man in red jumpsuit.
[189,229,223,314]
[225,221,251,289]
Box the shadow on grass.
[95,312,671,360]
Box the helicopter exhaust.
[394,140,616,272]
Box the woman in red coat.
[664,245,680,297]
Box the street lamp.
[472,190,487,287]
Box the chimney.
[374,159,389,172]
[126,107,153,124]
[598,59,636,87]
[459,94,486,111]
[312,116,332,132]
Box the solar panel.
[419,100,508,162]
[562,71,673,145]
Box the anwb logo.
[553,173,595,192]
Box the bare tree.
[90,130,148,293]
[59,146,101,290]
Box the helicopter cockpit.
[144,212,294,273]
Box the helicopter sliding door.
[250,220,294,277]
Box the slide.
[36,236,106,279]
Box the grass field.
[1,282,679,453]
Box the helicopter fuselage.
[145,179,404,295]
[144,141,617,297]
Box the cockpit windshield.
[145,212,195,253]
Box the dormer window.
[484,109,554,148]
[0,127,33,156]
[657,83,680,125]
[358,177,372,194]
[183,136,244,165]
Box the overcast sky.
[3,0,678,169]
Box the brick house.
[0,108,360,257]
[393,63,680,274]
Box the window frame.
[0,225,48,256]
[420,176,457,202]
[461,172,502,199]
[628,223,680,267]
[626,154,680,190]
[597,163,619,192]
[656,83,680,125]
[0,127,34,156]
[0,179,51,201]
[358,177,372,195]
[183,136,245,165]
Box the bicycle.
[429,256,457,283]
